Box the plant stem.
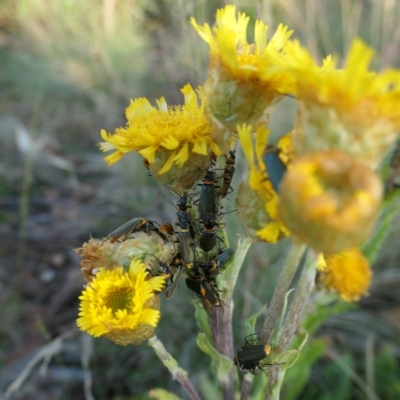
[217,236,252,400]
[259,243,307,345]
[240,374,253,400]
[209,305,220,351]
[148,336,202,400]
[265,250,317,400]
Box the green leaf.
[148,389,182,400]
[274,349,300,370]
[249,372,268,400]
[375,345,400,399]
[198,373,222,400]
[244,303,268,336]
[196,332,233,383]
[193,300,211,340]
[320,353,353,400]
[301,300,351,336]
[271,289,295,346]
[221,236,252,302]
[362,193,400,264]
[283,339,327,400]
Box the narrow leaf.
[197,332,233,383]
[244,303,268,336]
[193,300,211,340]
[362,193,400,264]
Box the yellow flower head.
[236,124,290,242]
[77,259,165,346]
[100,84,221,188]
[282,38,400,168]
[318,248,372,302]
[279,150,383,253]
[191,5,294,132]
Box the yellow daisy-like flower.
[279,150,383,254]
[191,5,294,132]
[318,248,372,302]
[100,84,221,187]
[236,124,290,242]
[281,38,400,168]
[77,259,165,346]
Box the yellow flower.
[77,259,165,346]
[318,249,372,302]
[236,124,290,242]
[279,150,383,253]
[99,84,221,184]
[191,5,294,132]
[281,38,400,168]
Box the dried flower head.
[318,248,372,302]
[100,84,221,190]
[279,150,383,253]
[237,124,290,242]
[75,231,176,282]
[191,5,294,132]
[281,39,400,168]
[77,259,165,346]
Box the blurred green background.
[1,0,400,399]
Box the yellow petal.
[192,138,208,155]
[257,223,280,242]
[173,144,189,167]
[140,308,161,327]
[158,151,176,174]
[160,136,180,150]
[139,146,158,163]
[237,124,255,167]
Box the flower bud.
[279,150,383,253]
[236,181,289,243]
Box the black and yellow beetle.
[234,333,275,375]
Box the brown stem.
[260,244,307,345]
[218,305,235,400]
[148,336,202,400]
[240,374,253,400]
[209,305,221,351]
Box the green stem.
[148,336,202,400]
[217,236,252,400]
[266,250,317,400]
[259,243,307,345]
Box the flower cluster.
[76,4,400,348]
